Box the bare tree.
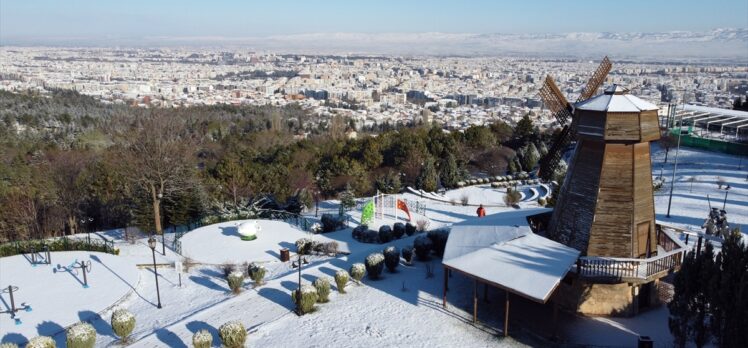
[116,111,197,235]
[687,176,697,193]
[48,150,92,235]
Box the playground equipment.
[1,285,32,325]
[55,259,93,288]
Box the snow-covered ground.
[0,251,138,343]
[1,144,745,347]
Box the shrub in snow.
[457,181,465,187]
[401,246,414,263]
[323,241,339,256]
[383,246,400,272]
[295,238,313,255]
[0,344,18,348]
[249,264,266,287]
[405,223,417,236]
[363,229,379,243]
[192,329,213,348]
[227,271,245,294]
[427,229,450,257]
[26,336,55,348]
[321,213,343,232]
[378,225,393,243]
[218,320,246,348]
[219,262,236,278]
[393,223,405,239]
[111,308,136,343]
[350,263,366,284]
[292,284,319,314]
[352,225,368,240]
[66,322,96,348]
[365,253,385,279]
[334,269,349,293]
[414,235,433,260]
[313,277,332,303]
[537,198,547,206]
[312,240,325,253]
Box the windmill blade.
[539,75,573,125]
[577,56,612,102]
[538,125,573,182]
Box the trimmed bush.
[414,235,433,260]
[352,225,368,240]
[218,320,246,348]
[292,284,319,314]
[537,198,547,206]
[111,308,135,343]
[405,223,417,236]
[219,262,236,278]
[26,336,55,348]
[378,225,393,243]
[313,277,332,303]
[66,322,96,348]
[192,329,213,348]
[321,214,343,232]
[363,229,379,243]
[365,253,385,279]
[401,246,414,263]
[227,271,245,294]
[323,241,339,255]
[393,223,405,239]
[334,269,349,293]
[295,238,313,255]
[427,229,450,257]
[0,344,19,348]
[383,246,400,272]
[249,264,266,287]
[350,263,366,284]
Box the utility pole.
[666,101,686,218]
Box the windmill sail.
[576,56,611,102]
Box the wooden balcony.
[574,225,687,283]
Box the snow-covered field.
[0,144,746,347]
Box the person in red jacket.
[476,204,486,218]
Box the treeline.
[0,90,550,242]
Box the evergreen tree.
[338,183,356,211]
[416,157,439,192]
[520,143,540,171]
[374,170,401,194]
[439,153,460,189]
[514,114,534,146]
[711,228,748,348]
[669,250,696,348]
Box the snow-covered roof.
[680,104,748,119]
[574,84,658,113]
[443,208,580,303]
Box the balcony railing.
[575,227,687,283]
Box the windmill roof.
[574,84,658,113]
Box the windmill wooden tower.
[538,57,661,258]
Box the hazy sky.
[2,0,747,39]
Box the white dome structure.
[237,221,260,241]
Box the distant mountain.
[6,28,747,61]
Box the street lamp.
[81,217,94,249]
[666,94,688,218]
[148,236,162,309]
[157,192,166,256]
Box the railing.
[0,236,116,258]
[575,228,686,282]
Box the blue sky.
[1,0,746,39]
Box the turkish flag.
[397,199,411,221]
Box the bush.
[66,322,96,348]
[219,262,236,278]
[416,219,430,232]
[504,188,522,206]
[323,241,339,256]
[365,253,385,279]
[363,229,379,243]
[0,344,19,348]
[352,225,368,240]
[405,223,417,236]
[427,229,450,257]
[26,336,55,348]
[321,214,344,232]
[111,308,136,343]
[460,194,469,206]
[295,238,313,255]
[311,241,324,254]
[292,284,318,314]
[393,222,405,239]
[334,270,349,293]
[378,225,394,243]
[414,235,433,260]
[227,271,245,294]
[218,320,246,348]
[537,198,547,206]
[383,246,400,272]
[350,263,366,284]
[249,264,266,287]
[401,246,414,263]
[313,277,332,303]
[192,329,213,348]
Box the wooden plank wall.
[587,144,634,257]
[633,142,657,257]
[639,110,661,142]
[605,113,641,141]
[547,140,604,254]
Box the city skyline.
[2,0,747,42]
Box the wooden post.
[504,291,510,337]
[473,279,478,324]
[442,266,448,308]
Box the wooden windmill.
[539,57,661,258]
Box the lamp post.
[723,185,731,210]
[666,96,687,218]
[148,236,162,309]
[314,191,320,218]
[157,192,166,256]
[81,217,93,249]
